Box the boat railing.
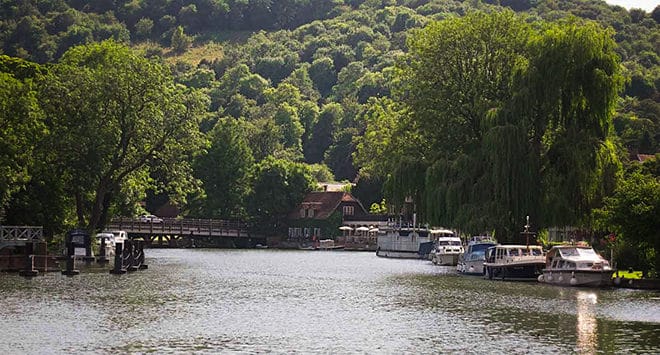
[495,254,545,264]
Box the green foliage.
[369,199,387,214]
[247,157,316,236]
[40,40,206,231]
[0,69,45,217]
[359,11,625,240]
[593,166,660,274]
[171,26,193,53]
[193,118,254,219]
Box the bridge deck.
[106,218,251,238]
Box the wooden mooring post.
[110,239,147,274]
[61,240,80,276]
[19,241,38,277]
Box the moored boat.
[538,244,614,287]
[429,229,463,266]
[483,244,545,281]
[376,223,433,259]
[457,236,498,275]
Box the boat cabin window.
[558,260,565,268]
[551,259,559,268]
[531,249,542,256]
[509,248,520,257]
[559,248,579,257]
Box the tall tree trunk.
[75,190,86,227]
[87,181,109,233]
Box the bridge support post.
[19,241,38,277]
[61,241,80,276]
[109,241,126,274]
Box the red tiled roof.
[289,191,366,220]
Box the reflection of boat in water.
[428,229,463,266]
[538,244,614,287]
[376,222,432,259]
[483,244,545,280]
[457,236,497,275]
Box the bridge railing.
[0,226,44,241]
[106,217,250,236]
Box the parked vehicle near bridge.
[139,214,163,223]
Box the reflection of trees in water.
[576,291,598,354]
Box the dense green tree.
[594,167,660,274]
[306,102,343,163]
[134,18,154,41]
[247,157,316,236]
[40,40,207,231]
[194,118,254,219]
[308,57,337,97]
[171,25,192,53]
[358,12,624,238]
[0,67,45,218]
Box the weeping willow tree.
[520,19,624,230]
[356,11,623,241]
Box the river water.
[1,249,659,354]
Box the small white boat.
[95,230,127,257]
[457,236,497,275]
[483,244,545,281]
[538,244,614,287]
[429,229,463,266]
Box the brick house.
[287,191,367,240]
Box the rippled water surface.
[1,249,659,354]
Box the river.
[1,249,659,354]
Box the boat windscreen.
[577,248,597,256]
[471,243,496,252]
[559,248,579,257]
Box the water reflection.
[576,291,598,354]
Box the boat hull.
[376,248,424,259]
[484,262,545,281]
[541,269,614,287]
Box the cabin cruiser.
[538,244,614,287]
[95,230,127,257]
[376,221,433,259]
[483,244,545,280]
[428,229,463,266]
[457,236,498,275]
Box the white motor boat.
[483,244,545,281]
[538,244,614,287]
[429,229,463,266]
[95,230,127,257]
[457,236,498,275]
[376,222,433,259]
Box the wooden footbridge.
[106,217,264,247]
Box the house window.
[343,205,354,216]
[300,208,306,218]
[307,208,314,218]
